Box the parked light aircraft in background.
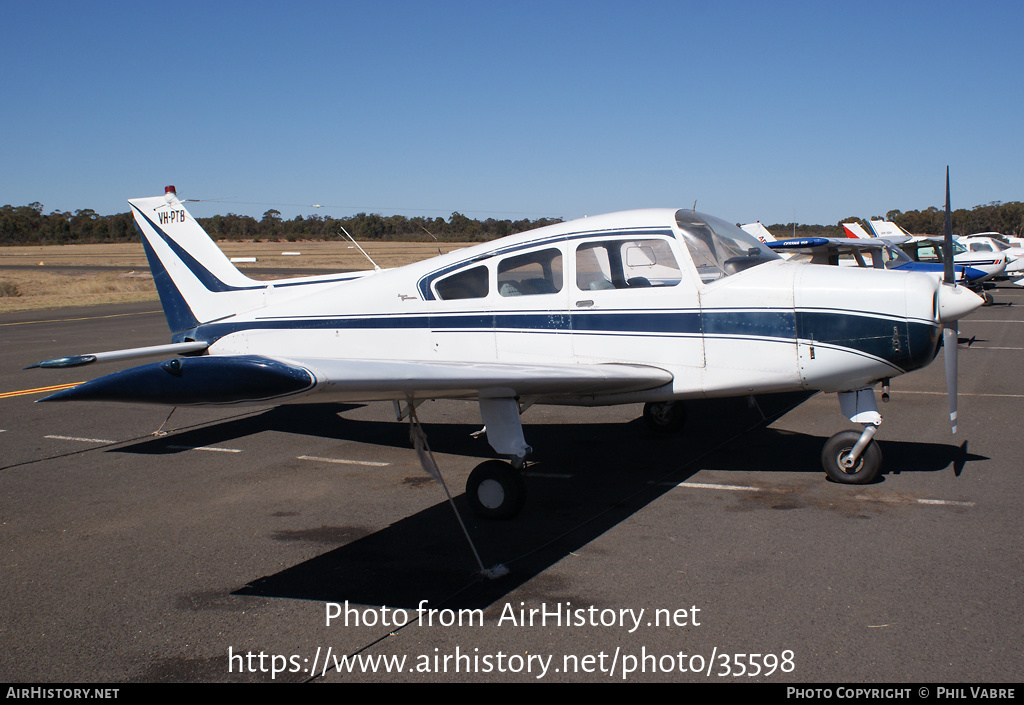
[30,178,982,519]
[741,221,988,285]
[956,234,1024,284]
[869,220,1009,286]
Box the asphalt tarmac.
[1,287,1022,683]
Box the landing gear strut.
[462,397,532,520]
[823,388,883,484]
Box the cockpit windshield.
[674,210,779,283]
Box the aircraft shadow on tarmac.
[109,393,985,610]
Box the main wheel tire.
[821,430,882,484]
[466,460,526,520]
[643,401,686,434]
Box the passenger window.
[497,248,563,297]
[575,239,681,290]
[435,265,489,300]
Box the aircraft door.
[428,264,498,362]
[492,246,573,363]
[570,237,705,368]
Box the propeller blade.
[943,324,958,433]
[942,167,958,433]
[943,166,954,285]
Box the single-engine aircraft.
[30,177,982,519]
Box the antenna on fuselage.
[339,225,380,271]
[419,225,442,256]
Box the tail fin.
[841,221,872,239]
[868,219,912,239]
[129,187,265,335]
[740,221,776,243]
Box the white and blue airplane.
[29,180,982,518]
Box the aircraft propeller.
[941,167,959,433]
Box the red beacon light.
[165,185,177,195]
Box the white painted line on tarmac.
[897,390,1024,399]
[914,498,975,507]
[298,455,390,467]
[45,434,116,444]
[675,481,761,492]
[664,478,974,508]
[166,444,242,453]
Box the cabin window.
[435,265,489,300]
[575,239,681,290]
[675,210,778,283]
[913,243,943,262]
[497,248,563,297]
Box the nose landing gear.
[823,388,883,484]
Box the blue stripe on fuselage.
[190,308,940,373]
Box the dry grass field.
[0,241,472,313]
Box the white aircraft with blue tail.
[29,176,981,519]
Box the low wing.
[766,236,895,267]
[766,235,908,254]
[39,354,674,406]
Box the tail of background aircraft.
[868,220,912,239]
[740,222,776,243]
[841,221,872,239]
[128,187,270,335]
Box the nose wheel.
[821,429,882,484]
[824,388,884,484]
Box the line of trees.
[2,200,1022,246]
[885,201,1024,238]
[0,203,563,246]
[757,200,1024,241]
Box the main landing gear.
[466,459,527,520]
[460,388,885,519]
[464,397,532,520]
[822,388,883,484]
[642,401,687,433]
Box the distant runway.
[2,286,1022,682]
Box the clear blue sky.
[2,0,1022,226]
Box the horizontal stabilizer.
[39,355,314,405]
[26,341,209,369]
